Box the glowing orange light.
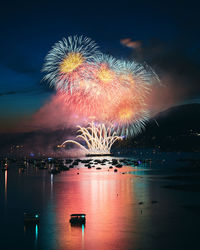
[118,107,134,122]
[97,64,115,83]
[60,52,85,73]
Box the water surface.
[0,153,200,250]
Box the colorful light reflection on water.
[1,153,200,250]
[4,170,7,209]
[42,166,149,250]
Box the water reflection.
[23,223,39,250]
[42,168,143,250]
[82,224,85,237]
[1,152,200,250]
[35,224,38,249]
[51,174,53,196]
[4,170,7,210]
[82,224,85,250]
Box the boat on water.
[70,214,86,225]
[24,213,40,224]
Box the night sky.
[1,0,200,133]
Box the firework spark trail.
[61,122,122,154]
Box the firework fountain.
[61,122,122,155]
[43,35,158,155]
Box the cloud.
[0,86,53,98]
[120,38,142,50]
[0,91,17,97]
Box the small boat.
[116,164,123,168]
[62,166,70,171]
[65,159,73,164]
[24,213,40,224]
[72,161,79,165]
[2,162,8,171]
[70,214,86,225]
[20,168,25,173]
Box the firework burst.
[42,35,100,92]
[42,35,160,153]
[60,57,156,137]
[75,54,121,98]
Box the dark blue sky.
[0,0,200,132]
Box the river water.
[0,152,200,250]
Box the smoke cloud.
[121,37,200,116]
[18,93,85,133]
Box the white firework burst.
[93,54,119,69]
[116,60,159,86]
[109,60,158,137]
[114,110,150,137]
[42,35,101,92]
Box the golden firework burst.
[60,52,85,73]
[97,64,115,83]
[118,107,134,123]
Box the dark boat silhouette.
[70,214,86,225]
